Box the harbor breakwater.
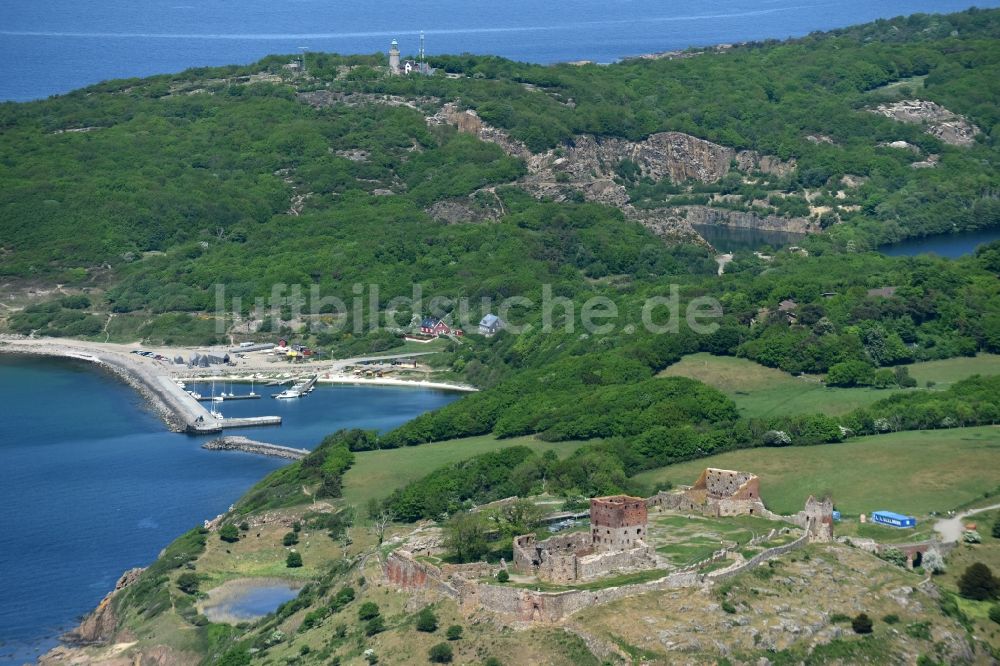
[202,436,308,460]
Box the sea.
[0,356,457,664]
[3,0,1000,102]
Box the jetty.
[196,393,262,402]
[202,436,308,460]
[156,376,282,433]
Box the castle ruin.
[513,495,657,584]
[650,467,766,517]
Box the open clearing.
[633,426,1000,515]
[658,352,1000,418]
[341,434,584,509]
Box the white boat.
[274,389,302,400]
[187,390,202,400]
[210,407,224,419]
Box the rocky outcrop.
[62,567,144,646]
[298,90,440,112]
[425,102,805,239]
[680,206,818,234]
[871,99,980,146]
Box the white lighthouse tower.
[389,39,401,75]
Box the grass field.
[633,426,1000,515]
[341,434,585,509]
[657,353,901,417]
[904,353,1000,387]
[657,353,1000,418]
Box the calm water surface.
[0,356,457,664]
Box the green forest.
[2,9,1000,501]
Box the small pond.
[200,578,303,623]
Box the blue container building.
[870,510,916,528]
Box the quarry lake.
[0,356,458,665]
[3,0,1000,101]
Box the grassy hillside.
[633,426,1000,515]
[340,433,583,509]
[658,352,1000,418]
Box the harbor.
[0,338,475,436]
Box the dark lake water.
[2,0,997,101]
[0,356,457,665]
[692,224,806,254]
[878,227,1000,258]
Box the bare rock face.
[62,567,144,646]
[871,100,980,146]
[424,101,806,237]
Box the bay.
[0,356,457,664]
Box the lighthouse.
[389,39,401,75]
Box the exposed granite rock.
[871,99,980,146]
[61,567,144,646]
[426,101,803,239]
[640,205,817,236]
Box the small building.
[870,510,916,528]
[420,317,451,336]
[478,313,502,336]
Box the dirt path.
[934,503,1000,543]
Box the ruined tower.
[590,495,648,552]
[389,39,401,75]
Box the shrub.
[882,613,899,625]
[484,659,503,666]
[496,570,509,583]
[829,613,851,624]
[330,586,355,612]
[879,547,907,567]
[416,607,439,632]
[989,604,1000,625]
[446,625,463,640]
[958,562,999,600]
[428,642,454,663]
[283,531,299,547]
[992,518,1000,539]
[851,613,873,634]
[905,621,932,640]
[239,521,250,531]
[219,524,240,543]
[176,572,199,595]
[286,551,303,568]
[721,600,737,614]
[358,601,381,620]
[923,548,946,574]
[365,616,386,636]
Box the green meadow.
[341,434,584,509]
[658,353,1000,418]
[633,426,1000,515]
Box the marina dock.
[155,376,282,434]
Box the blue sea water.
[2,0,999,102]
[0,356,457,664]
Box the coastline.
[0,336,476,434]
[0,337,190,431]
